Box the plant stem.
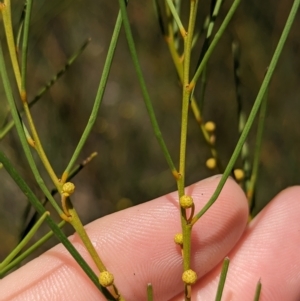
[190,0,241,89]
[0,40,64,217]
[19,0,61,190]
[165,0,186,37]
[118,0,178,178]
[147,283,153,301]
[247,89,268,213]
[191,0,300,225]
[178,0,198,197]
[0,221,65,277]
[1,0,22,91]
[0,211,49,270]
[253,279,262,301]
[62,12,122,181]
[0,151,105,294]
[69,205,106,272]
[178,3,198,299]
[165,8,222,173]
[0,38,91,140]
[20,152,97,241]
[232,40,251,189]
[215,257,230,301]
[21,0,32,95]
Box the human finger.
[0,176,248,301]
[172,186,300,301]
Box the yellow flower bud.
[206,158,216,169]
[182,269,197,284]
[62,182,75,197]
[179,195,194,209]
[234,169,245,181]
[99,271,114,287]
[174,233,183,245]
[204,121,216,132]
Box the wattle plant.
[0,0,299,300]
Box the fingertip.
[0,176,249,301]
[190,185,300,301]
[188,176,249,276]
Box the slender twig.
[62,12,122,182]
[194,0,224,73]
[0,221,65,277]
[232,40,251,188]
[117,0,178,179]
[163,1,223,172]
[0,151,105,295]
[19,0,61,189]
[253,279,262,301]
[0,39,91,140]
[165,0,186,37]
[178,0,199,197]
[190,0,241,89]
[1,0,22,91]
[191,0,300,225]
[0,211,49,270]
[247,89,268,215]
[215,257,230,301]
[16,1,27,52]
[0,40,64,216]
[147,284,153,301]
[20,152,97,241]
[177,4,199,288]
[21,0,32,95]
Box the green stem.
[178,0,198,197]
[19,0,61,190]
[182,224,192,271]
[118,0,177,178]
[1,0,22,92]
[164,6,222,173]
[147,284,153,301]
[20,152,97,241]
[0,38,91,140]
[62,12,122,181]
[0,40,64,216]
[165,0,186,37]
[253,279,262,301]
[232,40,251,188]
[190,0,241,89]
[0,211,49,270]
[215,257,230,301]
[67,202,124,300]
[0,221,65,277]
[69,206,106,272]
[21,0,33,94]
[247,89,268,212]
[191,0,300,225]
[0,151,104,294]
[178,3,198,298]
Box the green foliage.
[0,0,299,300]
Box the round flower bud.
[204,121,216,132]
[182,269,197,284]
[174,233,183,245]
[206,158,216,169]
[99,271,114,287]
[62,182,75,197]
[179,195,194,209]
[234,169,245,181]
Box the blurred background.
[0,0,299,263]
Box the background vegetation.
[0,0,299,269]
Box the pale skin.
[0,176,300,301]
